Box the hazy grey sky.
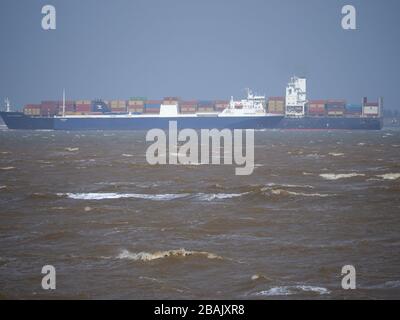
[0,0,399,110]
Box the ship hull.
[1,112,383,131]
[1,112,283,130]
[278,116,383,130]
[0,112,54,130]
[54,115,284,130]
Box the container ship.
[0,77,383,131]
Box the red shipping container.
[26,104,42,109]
[40,105,59,116]
[308,109,325,115]
[110,108,126,113]
[76,104,91,112]
[146,100,162,104]
[308,100,327,104]
[41,101,59,107]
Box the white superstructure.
[159,103,179,117]
[220,89,268,117]
[285,76,307,117]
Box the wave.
[117,249,223,262]
[58,192,189,201]
[304,153,325,159]
[384,281,400,288]
[376,173,400,181]
[363,281,400,290]
[268,189,331,198]
[194,193,248,201]
[255,285,330,296]
[328,152,345,157]
[0,186,6,190]
[0,167,15,170]
[260,184,331,198]
[58,192,249,202]
[264,183,314,189]
[65,147,79,152]
[320,173,365,180]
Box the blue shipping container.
[145,104,161,108]
[346,104,362,113]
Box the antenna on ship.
[62,89,66,117]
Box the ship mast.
[4,98,11,112]
[62,89,65,117]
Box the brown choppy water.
[0,128,399,299]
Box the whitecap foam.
[264,183,314,189]
[376,173,400,180]
[58,192,189,201]
[0,167,15,170]
[117,249,223,261]
[255,285,330,296]
[65,147,79,152]
[122,154,134,157]
[328,152,345,157]
[256,287,292,296]
[269,189,331,198]
[0,186,6,190]
[319,173,365,180]
[305,153,325,159]
[195,193,247,201]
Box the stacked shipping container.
[145,100,162,114]
[180,101,198,114]
[268,97,285,114]
[40,101,59,116]
[19,94,379,119]
[61,101,76,114]
[127,97,146,114]
[163,97,179,105]
[110,100,127,113]
[326,99,346,116]
[23,104,42,116]
[345,104,362,116]
[75,100,91,114]
[307,100,326,116]
[197,100,215,112]
[214,100,229,111]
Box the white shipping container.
[363,106,379,115]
